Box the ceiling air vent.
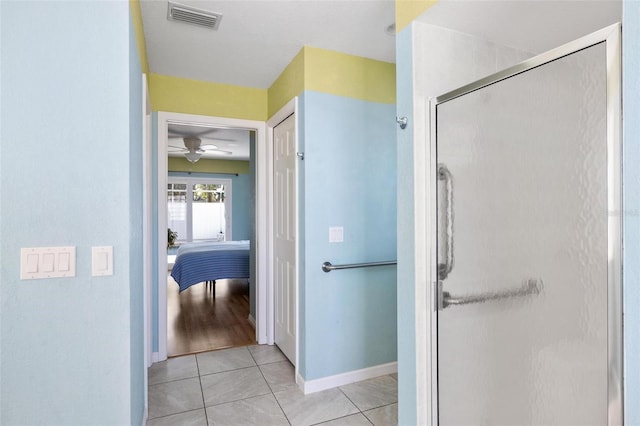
[167,2,222,30]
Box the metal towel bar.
[322,260,397,273]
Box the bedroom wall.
[168,157,250,174]
[0,1,144,423]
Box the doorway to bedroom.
[166,176,252,356]
[160,115,261,358]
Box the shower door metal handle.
[438,164,454,280]
[438,279,543,310]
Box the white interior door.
[433,27,621,425]
[273,113,297,364]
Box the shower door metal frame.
[427,23,622,425]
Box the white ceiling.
[141,0,396,89]
[418,0,621,55]
[141,0,621,162]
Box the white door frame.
[267,98,299,375]
[141,73,152,420]
[156,111,268,361]
[423,24,622,424]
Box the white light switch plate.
[20,246,76,280]
[329,226,344,243]
[92,246,114,276]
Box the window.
[168,177,232,243]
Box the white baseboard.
[247,314,256,328]
[151,352,161,363]
[297,362,397,394]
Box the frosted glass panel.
[436,43,607,425]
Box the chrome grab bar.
[438,164,454,280]
[439,278,543,309]
[322,260,397,273]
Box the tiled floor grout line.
[148,408,204,423]
[194,353,210,425]
[335,386,376,425]
[200,346,290,424]
[252,351,294,426]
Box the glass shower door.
[434,31,621,425]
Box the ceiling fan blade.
[193,128,223,137]
[168,129,198,138]
[169,128,225,138]
[199,144,219,150]
[168,145,187,151]
[207,149,233,155]
[200,136,236,142]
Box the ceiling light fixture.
[184,150,202,163]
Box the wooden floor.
[167,276,256,357]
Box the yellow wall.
[267,46,396,117]
[148,74,268,121]
[148,48,395,122]
[129,0,149,73]
[395,0,438,32]
[168,158,250,174]
[268,49,306,117]
[304,47,395,105]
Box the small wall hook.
[396,116,408,130]
[296,152,305,160]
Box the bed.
[170,240,250,292]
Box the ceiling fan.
[168,134,233,163]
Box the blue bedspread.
[171,240,250,292]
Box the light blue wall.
[299,91,397,380]
[623,2,640,424]
[0,2,142,423]
[168,171,252,240]
[128,12,145,426]
[394,27,418,426]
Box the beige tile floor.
[147,345,398,426]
